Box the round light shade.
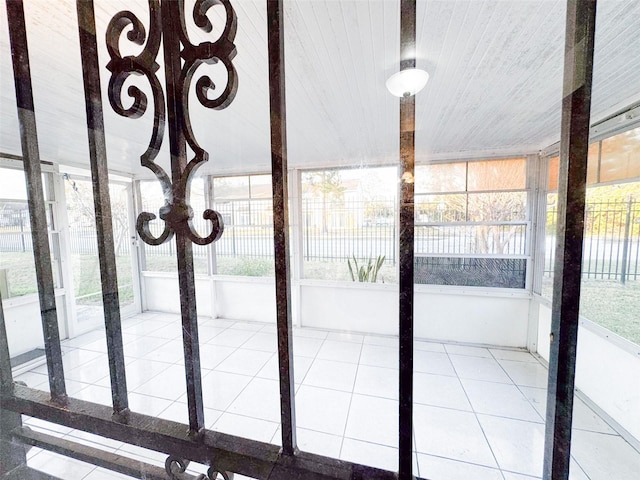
[385,68,429,97]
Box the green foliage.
[347,255,386,283]
[216,257,274,277]
[0,252,134,303]
[142,254,273,277]
[302,171,346,200]
[542,277,640,346]
[0,252,37,297]
[548,184,639,237]
[364,201,394,220]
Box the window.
[63,172,135,308]
[0,166,60,298]
[301,166,398,282]
[138,178,209,274]
[212,174,275,277]
[543,126,640,345]
[414,158,529,288]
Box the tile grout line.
[336,334,365,462]
[485,348,528,480]
[496,352,550,429]
[197,322,267,432]
[446,348,506,479]
[268,328,329,445]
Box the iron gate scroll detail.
[166,456,234,480]
[106,0,238,244]
[106,0,238,475]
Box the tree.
[64,175,130,255]
[416,159,527,255]
[468,192,526,254]
[302,170,345,233]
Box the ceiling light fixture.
[386,68,429,97]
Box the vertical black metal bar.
[593,203,601,278]
[6,0,67,402]
[161,0,205,435]
[231,202,237,256]
[543,1,597,479]
[585,208,593,277]
[266,0,297,456]
[19,215,25,252]
[398,1,416,478]
[76,0,129,418]
[619,197,632,284]
[633,201,639,279]
[609,201,617,279]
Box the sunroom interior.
[1,1,639,479]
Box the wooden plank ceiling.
[0,0,639,176]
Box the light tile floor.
[14,312,640,480]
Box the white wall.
[300,282,530,346]
[144,275,530,346]
[415,287,530,346]
[142,273,276,323]
[214,276,276,323]
[142,273,213,317]
[300,282,398,335]
[2,292,67,358]
[142,273,532,345]
[536,300,640,443]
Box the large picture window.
[414,158,529,288]
[301,166,398,282]
[543,126,640,345]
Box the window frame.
[414,157,532,290]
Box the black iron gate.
[1,1,403,478]
[0,1,598,480]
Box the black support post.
[76,0,129,418]
[160,0,205,435]
[398,1,416,478]
[6,0,67,402]
[543,1,597,479]
[266,0,297,456]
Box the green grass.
[216,257,274,277]
[71,254,134,306]
[0,251,38,297]
[144,255,208,274]
[0,252,134,306]
[542,277,640,345]
[143,255,275,277]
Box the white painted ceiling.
[1,0,639,178]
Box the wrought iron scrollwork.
[205,467,234,480]
[165,455,234,480]
[106,0,238,247]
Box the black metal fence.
[545,198,639,281]
[0,204,32,252]
[302,199,397,263]
[3,197,638,284]
[415,256,527,288]
[137,199,275,259]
